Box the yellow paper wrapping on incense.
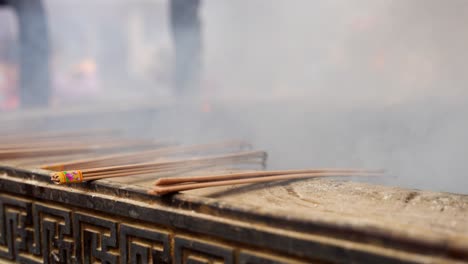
[53,170,83,184]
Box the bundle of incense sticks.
[0,140,173,160]
[0,129,119,144]
[0,128,177,160]
[148,169,384,195]
[42,140,252,171]
[0,137,170,150]
[0,139,172,152]
[49,150,266,184]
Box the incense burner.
[1,165,467,263]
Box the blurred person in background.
[0,8,18,110]
[0,0,50,109]
[170,0,202,97]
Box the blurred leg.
[170,0,201,96]
[9,0,50,107]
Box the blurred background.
[1,0,468,194]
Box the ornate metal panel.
[0,195,32,261]
[0,193,310,263]
[1,168,467,264]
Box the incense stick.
[0,138,172,150]
[0,140,171,160]
[154,169,383,185]
[0,128,119,142]
[78,150,264,173]
[149,171,382,195]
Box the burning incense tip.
[51,170,83,184]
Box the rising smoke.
[201,0,468,194]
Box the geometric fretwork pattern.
[174,235,234,264]
[0,193,303,264]
[120,224,171,263]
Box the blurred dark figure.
[0,0,50,108]
[0,8,18,110]
[170,0,201,96]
